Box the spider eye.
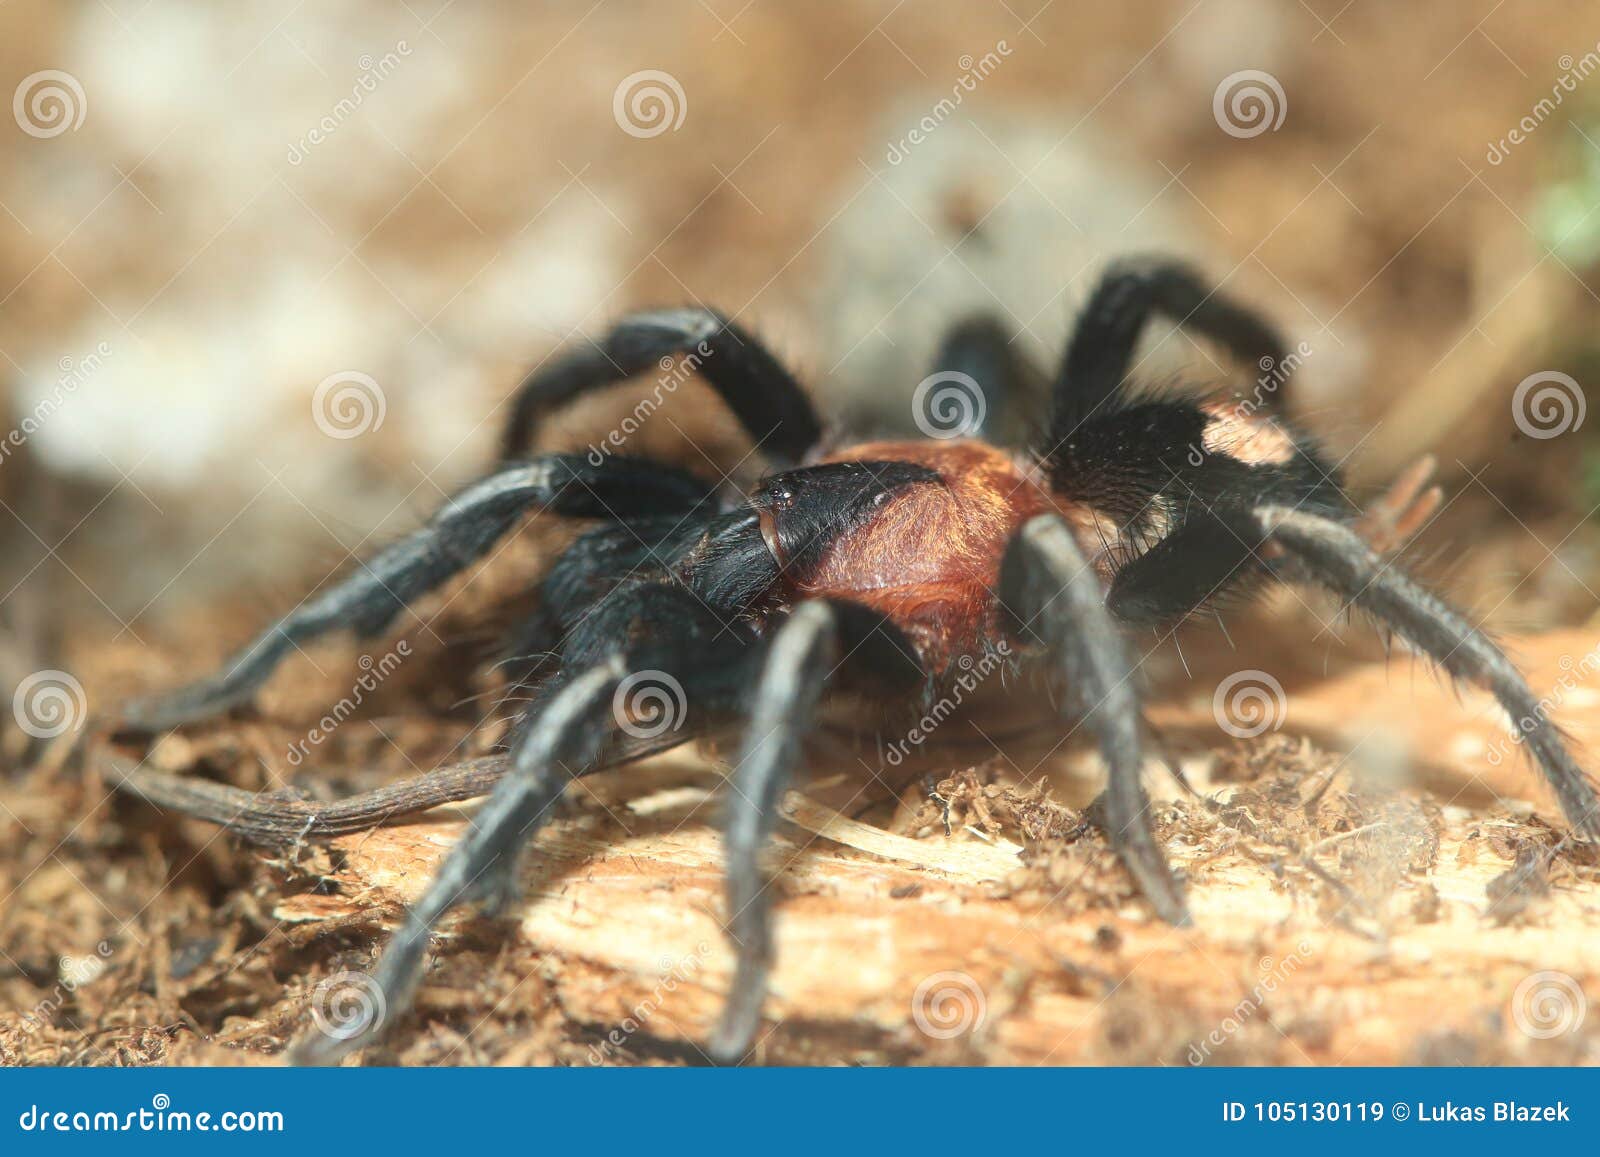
[751,460,938,576]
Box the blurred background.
[3,0,1599,714]
[3,0,1600,1065]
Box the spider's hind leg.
[1054,257,1290,431]
[501,307,823,466]
[923,314,1045,443]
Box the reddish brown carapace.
[769,439,1093,670]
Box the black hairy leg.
[500,307,823,466]
[289,581,751,1064]
[291,658,626,1066]
[1104,510,1268,628]
[925,314,1044,443]
[282,565,922,1064]
[120,454,711,731]
[999,512,1190,925]
[1257,505,1600,842]
[1054,257,1290,432]
[1055,397,1595,849]
[710,599,923,1063]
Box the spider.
[123,257,1600,1065]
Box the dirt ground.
[3,2,1600,1066]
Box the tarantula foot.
[121,628,299,730]
[120,679,250,732]
[1083,788,1192,925]
[706,967,770,1066]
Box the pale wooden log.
[275,626,1600,1065]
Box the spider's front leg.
[709,599,923,1063]
[997,513,1191,926]
[290,658,630,1067]
[286,572,922,1066]
[1256,505,1600,843]
[121,454,711,731]
[288,581,755,1065]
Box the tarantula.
[124,257,1600,1064]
